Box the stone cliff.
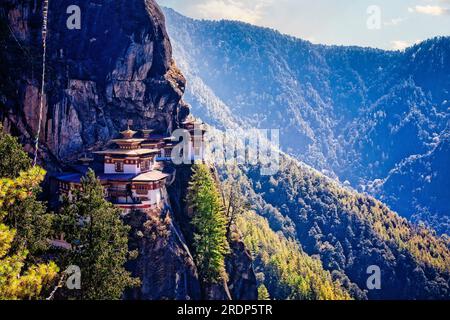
[0,0,189,168]
[0,0,257,300]
[124,210,202,300]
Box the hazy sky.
[157,0,450,50]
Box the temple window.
[135,184,147,195]
[141,159,150,171]
[115,161,124,172]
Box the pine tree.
[0,125,32,178]
[58,170,139,299]
[258,284,271,300]
[0,127,52,256]
[187,164,229,284]
[0,167,58,299]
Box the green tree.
[0,167,58,299]
[0,126,52,256]
[0,125,32,178]
[187,164,229,284]
[258,284,271,300]
[58,170,139,300]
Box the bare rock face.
[124,210,202,300]
[0,0,189,167]
[226,239,258,300]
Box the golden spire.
[120,121,136,139]
[141,127,154,139]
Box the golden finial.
[120,120,136,139]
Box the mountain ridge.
[162,7,450,235]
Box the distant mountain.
[162,8,450,234]
[376,133,450,235]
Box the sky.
[157,0,450,50]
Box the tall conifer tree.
[59,170,139,299]
[187,164,229,284]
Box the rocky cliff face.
[124,210,202,300]
[0,0,189,168]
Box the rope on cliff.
[46,272,66,300]
[33,0,49,166]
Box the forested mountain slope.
[220,157,450,299]
[237,211,352,300]
[163,8,450,235]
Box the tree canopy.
[0,125,32,178]
[0,167,58,299]
[238,210,352,300]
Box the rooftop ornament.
[120,124,137,139]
